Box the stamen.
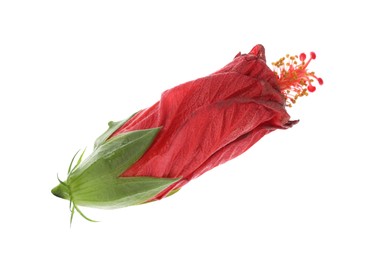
[272,51,323,107]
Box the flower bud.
[52,44,322,222]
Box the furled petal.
[110,45,294,198]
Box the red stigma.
[272,51,323,107]
[307,85,316,92]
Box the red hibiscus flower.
[52,44,323,222]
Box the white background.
[1,1,367,259]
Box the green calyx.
[51,118,180,223]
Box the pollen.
[272,52,323,107]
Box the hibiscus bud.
[51,44,323,222]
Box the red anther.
[310,52,316,59]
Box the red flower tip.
[272,51,323,107]
[249,44,266,61]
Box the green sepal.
[94,112,137,150]
[72,176,180,209]
[68,127,161,182]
